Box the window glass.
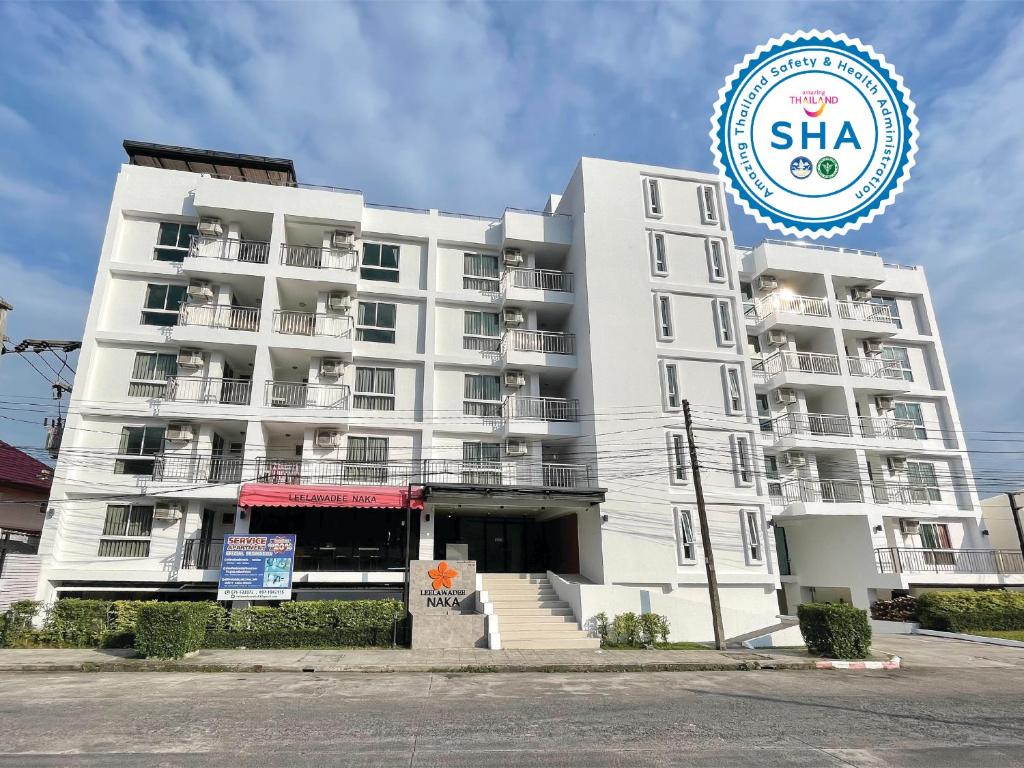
[745,510,762,560]
[154,222,198,262]
[464,253,500,291]
[736,436,752,483]
[882,345,913,381]
[907,461,941,500]
[716,300,733,343]
[98,504,153,557]
[464,374,502,416]
[894,402,926,439]
[464,311,501,351]
[670,433,687,482]
[360,243,400,282]
[646,178,662,216]
[353,367,396,410]
[356,302,397,343]
[665,364,680,408]
[726,368,742,412]
[677,509,695,562]
[142,284,186,326]
[129,353,177,397]
[658,296,673,338]
[708,240,725,280]
[871,296,903,329]
[652,233,667,274]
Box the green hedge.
[592,611,670,648]
[205,628,392,649]
[135,602,217,659]
[45,599,111,646]
[870,595,919,622]
[798,603,871,659]
[916,591,1024,632]
[224,599,403,645]
[0,600,41,648]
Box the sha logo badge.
[710,30,918,238]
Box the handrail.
[201,172,361,196]
[875,547,1024,575]
[847,356,903,379]
[164,377,252,405]
[280,243,357,271]
[870,483,936,505]
[153,454,243,483]
[182,538,224,569]
[504,206,572,220]
[504,268,575,293]
[188,235,270,264]
[178,304,260,331]
[503,396,580,422]
[505,328,576,355]
[780,478,864,504]
[756,350,841,377]
[771,412,919,440]
[836,300,895,324]
[759,238,878,258]
[265,381,351,409]
[756,293,829,318]
[272,310,352,337]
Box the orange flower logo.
[428,561,458,590]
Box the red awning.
[238,483,424,510]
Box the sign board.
[217,534,296,601]
[408,560,477,615]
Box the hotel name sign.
[408,560,477,615]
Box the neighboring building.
[0,440,52,610]
[34,140,1017,645]
[981,491,1024,557]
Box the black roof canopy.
[123,139,298,186]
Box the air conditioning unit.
[315,428,343,449]
[887,455,908,474]
[767,330,788,347]
[505,438,528,457]
[186,281,214,300]
[900,519,921,536]
[758,275,778,292]
[320,359,344,378]
[782,450,807,468]
[773,388,797,406]
[165,423,194,442]
[875,395,896,411]
[851,286,873,302]
[153,502,183,522]
[864,339,884,355]
[176,349,203,368]
[504,370,526,388]
[503,308,525,327]
[503,247,523,266]
[327,292,351,312]
[197,217,224,237]
[331,230,355,249]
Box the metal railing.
[280,244,357,271]
[181,538,223,569]
[164,377,252,405]
[771,412,919,440]
[756,293,830,318]
[847,356,904,379]
[760,238,878,258]
[858,416,920,440]
[255,458,420,486]
[153,454,244,483]
[503,396,580,422]
[875,547,1024,575]
[780,478,864,504]
[870,483,936,505]
[504,268,574,293]
[265,381,351,409]
[754,350,841,378]
[836,300,895,324]
[505,329,576,355]
[178,304,260,331]
[188,235,270,264]
[273,310,352,337]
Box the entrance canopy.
[239,483,424,510]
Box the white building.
[34,142,1021,647]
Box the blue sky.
[0,1,1022,485]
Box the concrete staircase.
[481,573,600,650]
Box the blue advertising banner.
[217,534,297,601]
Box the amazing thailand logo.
[710,30,918,238]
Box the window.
[706,239,726,282]
[747,334,762,355]
[674,508,696,564]
[353,367,396,410]
[97,504,153,557]
[154,222,198,262]
[881,345,913,381]
[128,352,177,398]
[650,232,668,275]
[714,299,734,345]
[919,522,955,566]
[667,432,688,484]
[464,374,502,416]
[114,426,165,475]
[907,461,941,501]
[699,184,719,224]
[732,434,753,485]
[723,365,743,414]
[756,393,772,433]
[644,178,663,217]
[894,402,926,439]
[656,295,674,340]
[345,436,389,483]
[663,362,681,409]
[463,252,500,291]
[462,441,501,484]
[743,510,763,562]
[141,284,186,326]
[764,455,782,500]
[360,242,400,282]
[464,310,501,352]
[871,295,902,329]
[356,302,397,343]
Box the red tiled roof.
[0,441,54,491]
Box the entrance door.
[434,514,579,574]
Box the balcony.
[280,244,357,272]
[847,356,903,379]
[164,377,252,405]
[265,381,351,409]
[504,396,579,421]
[836,300,896,325]
[875,547,1024,575]
[770,412,919,442]
[153,454,244,484]
[753,351,841,385]
[503,329,577,371]
[188,235,270,264]
[502,268,575,307]
[273,310,352,337]
[178,304,260,331]
[780,478,864,504]
[754,293,830,321]
[870,483,937,505]
[181,538,223,570]
[255,458,419,486]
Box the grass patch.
[965,629,1024,641]
[601,641,711,650]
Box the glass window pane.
[121,427,143,455]
[362,243,381,266]
[141,427,165,455]
[103,505,129,536]
[158,223,179,247]
[380,245,399,269]
[166,286,186,310]
[145,284,167,310]
[178,224,198,247]
[377,303,396,328]
[358,302,375,325]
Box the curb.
[815,655,901,671]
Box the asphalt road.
[1,665,1023,767]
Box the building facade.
[33,142,1019,645]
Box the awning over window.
[239,484,425,510]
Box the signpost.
[217,534,297,601]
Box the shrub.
[205,628,389,649]
[611,612,641,647]
[135,602,216,659]
[0,600,41,648]
[595,612,671,648]
[916,591,1024,632]
[225,600,403,645]
[44,599,112,647]
[591,612,610,643]
[798,603,871,659]
[870,595,919,622]
[639,612,670,645]
[102,600,157,648]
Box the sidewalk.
[0,646,824,673]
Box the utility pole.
[683,399,726,651]
[1006,492,1024,556]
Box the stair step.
[490,601,569,610]
[485,587,557,594]
[495,607,575,617]
[500,626,587,638]
[500,615,578,627]
[502,637,602,650]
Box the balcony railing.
[505,329,576,355]
[503,396,579,422]
[505,268,574,293]
[280,244,357,271]
[770,412,919,440]
[753,350,841,378]
[164,377,252,405]
[273,310,352,337]
[836,300,896,324]
[152,454,244,484]
[265,381,351,409]
[870,483,936,505]
[178,304,260,331]
[875,547,1024,575]
[780,478,865,504]
[847,356,904,379]
[756,293,830,319]
[188,235,270,264]
[255,458,420,486]
[182,538,223,570]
